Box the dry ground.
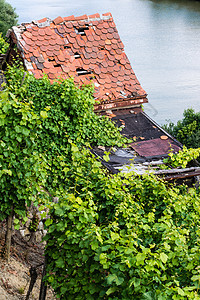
[0,221,57,299]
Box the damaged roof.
[9,12,147,111]
[112,111,181,158]
[92,111,200,182]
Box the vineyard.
[0,62,200,299]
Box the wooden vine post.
[25,266,38,300]
[39,256,47,300]
[4,205,14,262]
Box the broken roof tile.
[11,12,147,110]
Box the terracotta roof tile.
[44,35,52,40]
[49,39,56,46]
[97,52,104,60]
[87,35,94,42]
[105,45,112,52]
[37,17,48,24]
[88,13,100,19]
[77,37,85,47]
[91,21,99,26]
[33,49,40,57]
[32,69,42,79]
[75,14,87,21]
[101,61,108,68]
[40,45,48,52]
[12,12,147,110]
[53,16,64,25]
[37,55,45,63]
[107,28,114,33]
[63,15,75,22]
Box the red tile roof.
[10,13,148,110]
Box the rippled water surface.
[8,0,200,124]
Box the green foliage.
[163,146,200,168]
[5,63,127,148]
[0,88,47,220]
[0,32,9,54]
[3,63,200,299]
[5,62,127,198]
[163,109,200,149]
[0,0,18,37]
[44,146,200,299]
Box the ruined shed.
[3,12,200,183]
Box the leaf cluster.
[44,146,200,299]
[163,109,200,149]
[163,146,200,169]
[0,88,47,220]
[3,63,200,299]
[1,61,126,221]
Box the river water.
[8,0,200,125]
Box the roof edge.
[11,12,113,30]
[94,97,148,111]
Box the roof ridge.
[17,12,113,29]
[52,12,113,25]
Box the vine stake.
[39,256,47,300]
[25,266,38,300]
[4,205,14,263]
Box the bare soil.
[0,221,56,300]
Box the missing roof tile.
[76,68,92,76]
[74,52,81,59]
[75,25,89,36]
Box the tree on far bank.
[163,108,200,149]
[0,0,18,37]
